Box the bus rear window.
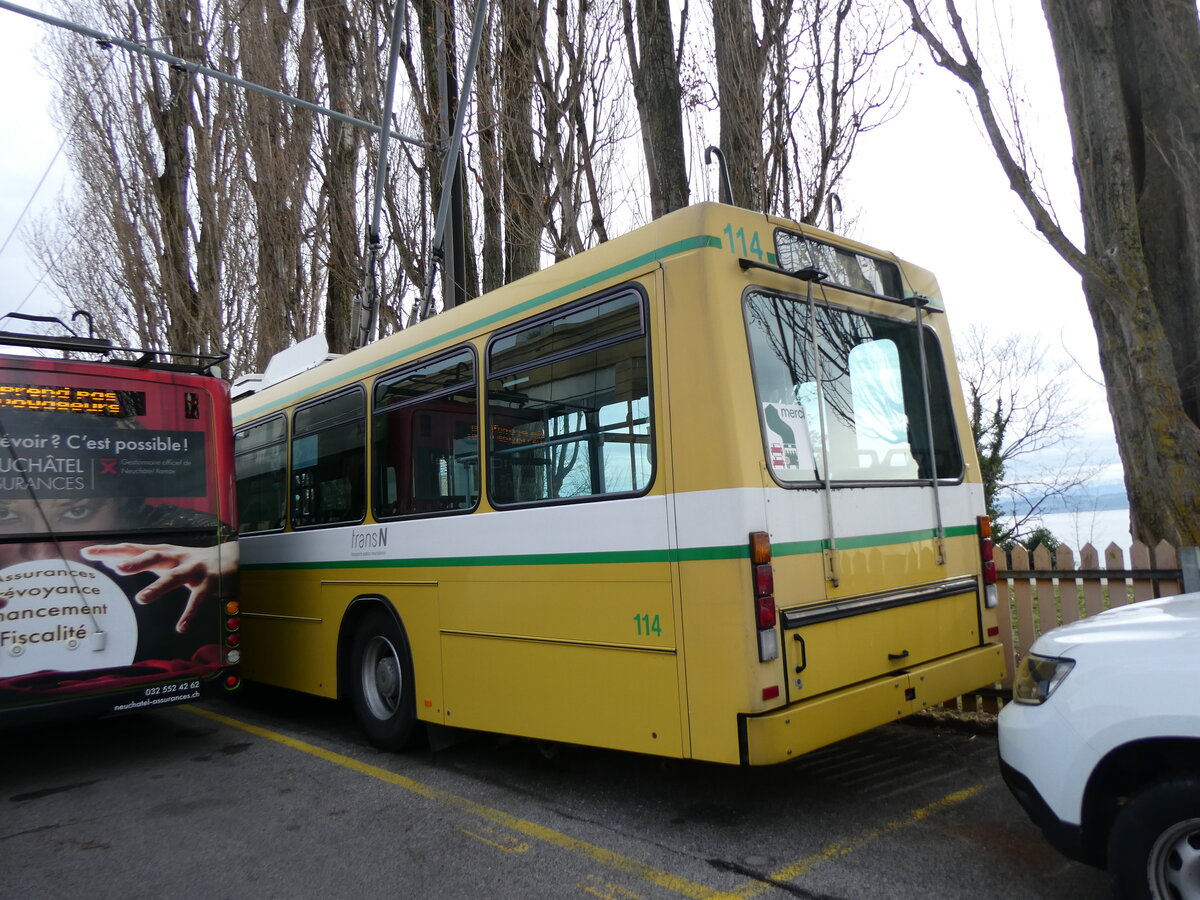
[774,230,905,300]
[745,290,962,484]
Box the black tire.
[1107,777,1200,900]
[348,607,423,751]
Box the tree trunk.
[477,7,505,295]
[1116,0,1200,427]
[1042,0,1200,546]
[623,0,689,218]
[712,0,765,211]
[310,0,361,354]
[240,0,317,369]
[150,0,202,355]
[500,0,543,281]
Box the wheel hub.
[1151,817,1200,900]
[362,636,402,718]
[375,656,399,700]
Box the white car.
[998,593,1200,900]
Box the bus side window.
[486,288,653,506]
[372,348,480,519]
[234,415,287,533]
[291,389,366,528]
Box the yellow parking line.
[187,706,992,899]
[185,706,733,900]
[729,782,993,899]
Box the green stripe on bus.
[247,549,674,570]
[240,235,723,415]
[772,539,827,557]
[828,523,977,550]
[772,524,974,556]
[383,235,722,357]
[243,523,979,571]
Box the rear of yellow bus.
[661,205,1005,765]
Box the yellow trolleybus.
[232,202,1005,765]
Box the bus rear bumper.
[0,668,238,729]
[739,643,1006,765]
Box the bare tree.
[474,0,504,295]
[33,0,248,366]
[776,0,909,226]
[499,0,543,281]
[958,326,1093,546]
[434,0,626,300]
[904,0,1200,547]
[381,0,444,323]
[535,1,621,259]
[622,0,690,218]
[32,0,418,367]
[236,0,320,369]
[402,0,479,313]
[711,0,778,210]
[697,1,908,222]
[309,0,363,354]
[30,0,917,375]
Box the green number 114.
[634,613,662,636]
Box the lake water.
[1034,507,1134,552]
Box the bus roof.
[234,202,943,421]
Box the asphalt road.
[2,687,1111,899]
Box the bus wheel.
[349,608,421,751]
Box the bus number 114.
[634,613,662,636]
[723,224,764,261]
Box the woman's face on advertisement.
[0,498,133,568]
[0,497,130,534]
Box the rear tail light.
[750,532,779,662]
[978,516,999,608]
[223,599,242,663]
[756,595,777,629]
[753,563,774,598]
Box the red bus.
[0,317,240,725]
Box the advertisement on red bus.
[0,355,239,724]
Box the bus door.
[746,288,981,702]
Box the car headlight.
[1013,653,1075,704]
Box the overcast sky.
[845,4,1120,488]
[0,0,67,323]
[0,0,1121,491]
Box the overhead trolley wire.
[0,0,431,148]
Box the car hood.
[1032,592,1200,656]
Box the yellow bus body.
[234,202,1005,764]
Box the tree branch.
[901,0,1105,288]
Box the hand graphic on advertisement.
[80,542,239,634]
